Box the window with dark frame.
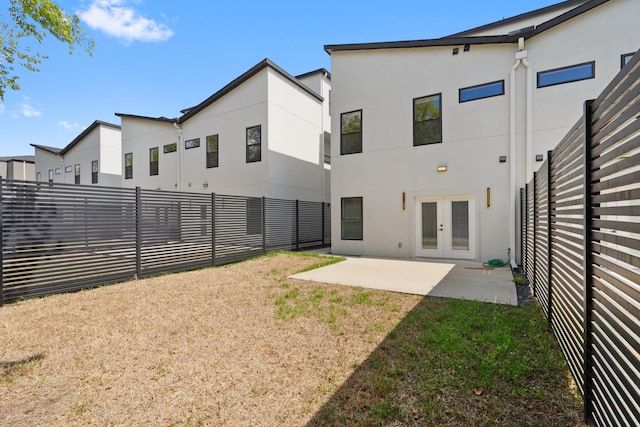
[246,197,262,235]
[340,110,362,155]
[164,143,177,154]
[36,171,41,182]
[621,52,635,69]
[206,134,219,168]
[185,138,200,149]
[48,170,53,182]
[65,165,73,173]
[125,153,133,179]
[246,125,261,163]
[459,80,504,103]
[91,160,98,184]
[414,94,442,146]
[537,61,595,88]
[74,164,80,184]
[341,197,363,240]
[150,147,159,176]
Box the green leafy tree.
[0,0,94,100]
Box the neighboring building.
[325,0,638,263]
[0,156,35,181]
[116,58,331,203]
[31,120,122,187]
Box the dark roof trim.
[30,144,62,155]
[58,120,121,155]
[296,68,331,80]
[115,113,177,123]
[446,0,589,37]
[0,155,35,163]
[324,0,608,54]
[178,58,323,123]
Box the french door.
[415,196,476,259]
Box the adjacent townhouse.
[116,59,331,203]
[0,156,35,181]
[31,120,122,187]
[325,0,638,264]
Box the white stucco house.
[31,120,122,187]
[116,59,331,203]
[0,156,35,181]
[325,0,638,263]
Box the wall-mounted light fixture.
[452,48,459,55]
[499,155,507,163]
[464,44,471,52]
[203,183,209,188]
[402,192,406,210]
[535,154,544,161]
[437,165,448,172]
[486,187,491,208]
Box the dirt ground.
[0,254,421,426]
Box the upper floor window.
[414,94,442,146]
[91,160,98,184]
[340,110,362,155]
[246,125,261,163]
[124,153,133,179]
[459,80,504,103]
[537,61,595,88]
[206,134,219,168]
[48,170,53,182]
[150,147,159,176]
[36,171,41,182]
[55,168,62,175]
[74,164,80,184]
[185,138,200,149]
[621,52,635,69]
[164,143,177,154]
[65,165,73,173]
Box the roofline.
[58,120,121,155]
[178,58,324,123]
[115,113,177,123]
[446,0,589,37]
[296,68,331,80]
[324,0,608,54]
[0,155,35,163]
[30,144,62,155]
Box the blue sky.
[0,0,560,157]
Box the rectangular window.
[206,134,219,168]
[185,138,200,149]
[150,147,159,176]
[74,164,80,184]
[537,61,595,88]
[340,110,362,155]
[36,171,41,182]
[125,153,133,179]
[341,197,363,240]
[414,94,442,146]
[459,80,504,102]
[621,52,635,69]
[55,168,62,175]
[246,197,262,235]
[48,170,53,182]
[246,125,261,163]
[65,165,73,173]
[163,143,177,154]
[91,160,98,184]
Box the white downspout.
[173,122,183,191]
[320,72,326,204]
[56,154,65,183]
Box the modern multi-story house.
[325,0,638,264]
[0,156,35,181]
[31,120,122,187]
[116,58,331,203]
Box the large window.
[341,197,363,240]
[537,61,595,88]
[206,134,219,168]
[621,52,635,69]
[414,94,442,146]
[150,147,159,176]
[459,80,504,103]
[340,110,362,155]
[246,197,262,235]
[74,164,80,184]
[246,125,261,163]
[91,160,98,184]
[125,153,133,179]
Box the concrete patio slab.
[290,256,517,306]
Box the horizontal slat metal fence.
[0,184,330,305]
[521,50,640,426]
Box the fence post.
[582,99,595,425]
[321,202,325,246]
[547,150,553,330]
[0,178,3,307]
[135,187,142,280]
[262,196,266,255]
[532,172,537,297]
[211,193,216,266]
[295,199,299,251]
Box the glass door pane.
[421,202,438,249]
[451,201,469,251]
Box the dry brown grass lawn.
[0,254,421,426]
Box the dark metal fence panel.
[324,202,331,245]
[587,52,640,427]
[264,198,296,251]
[298,200,324,249]
[1,180,137,303]
[534,161,550,316]
[214,194,264,265]
[524,182,535,286]
[138,190,213,277]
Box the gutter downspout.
[173,122,183,191]
[320,71,326,204]
[56,154,65,184]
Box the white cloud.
[58,121,80,131]
[20,101,41,118]
[78,0,174,44]
[0,104,5,115]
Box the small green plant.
[513,276,527,286]
[71,401,89,415]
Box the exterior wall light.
[437,165,448,172]
[402,192,406,210]
[203,183,209,188]
[536,154,544,161]
[499,155,507,163]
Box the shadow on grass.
[307,296,583,426]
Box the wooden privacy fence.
[521,51,639,426]
[0,180,330,306]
